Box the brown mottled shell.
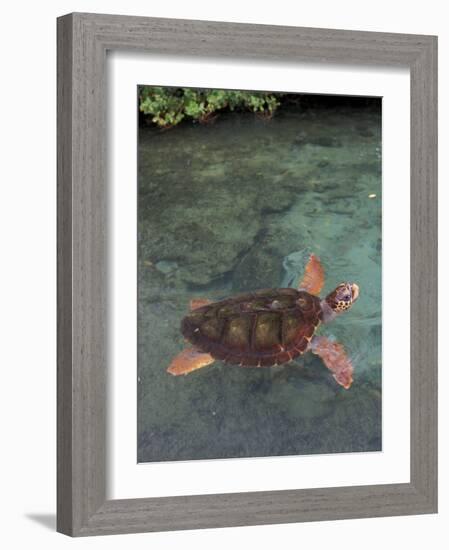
[181,288,322,367]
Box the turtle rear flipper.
[298,254,325,296]
[167,347,215,376]
[189,298,212,311]
[310,335,353,389]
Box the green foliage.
[139,87,282,128]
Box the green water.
[137,97,382,462]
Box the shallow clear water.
[137,99,382,462]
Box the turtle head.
[324,283,360,316]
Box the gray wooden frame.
[57,12,438,537]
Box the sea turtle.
[167,254,359,389]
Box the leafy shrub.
[139,87,282,128]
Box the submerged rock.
[293,130,342,148]
[155,260,178,275]
[281,249,309,288]
[232,245,283,291]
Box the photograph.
[0,0,440,543]
[137,87,382,462]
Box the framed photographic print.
[57,13,437,536]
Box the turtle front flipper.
[167,347,215,376]
[298,254,325,296]
[310,335,353,389]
